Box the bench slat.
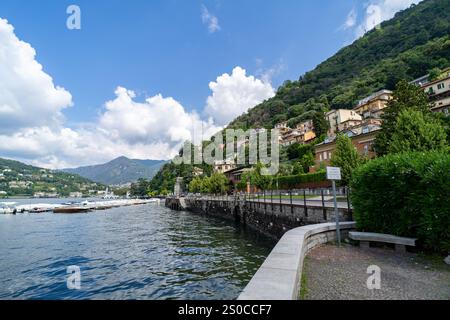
[349,232,416,246]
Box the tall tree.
[188,177,203,194]
[312,110,330,138]
[388,109,447,154]
[208,173,229,194]
[252,162,273,191]
[331,135,361,186]
[374,80,432,155]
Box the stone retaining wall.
[165,197,353,239]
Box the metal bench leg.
[360,241,370,249]
[395,244,407,253]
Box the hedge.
[276,171,327,189]
[351,152,450,253]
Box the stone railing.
[238,221,356,300]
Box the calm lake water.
[0,201,274,300]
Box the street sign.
[326,167,342,181]
[326,166,342,246]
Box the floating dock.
[3,199,161,215]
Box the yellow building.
[325,109,362,137]
[422,69,450,115]
[295,120,314,133]
[353,89,393,119]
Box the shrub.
[351,152,450,253]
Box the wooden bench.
[349,232,416,252]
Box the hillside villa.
[213,72,448,184]
[277,119,317,147]
[325,109,362,137]
[214,159,237,174]
[314,90,394,168]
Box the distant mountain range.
[63,157,166,185]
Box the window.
[438,83,445,90]
[323,152,328,160]
[319,154,322,161]
[363,145,369,156]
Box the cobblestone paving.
[302,244,450,300]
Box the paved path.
[302,244,450,300]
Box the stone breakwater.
[3,199,160,214]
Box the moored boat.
[53,207,92,214]
[0,202,17,214]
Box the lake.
[0,201,274,300]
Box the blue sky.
[0,0,421,167]
[0,0,357,121]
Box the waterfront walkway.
[302,244,450,300]
[195,193,352,210]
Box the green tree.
[148,190,158,197]
[331,135,361,186]
[292,162,305,175]
[375,80,431,155]
[428,67,442,81]
[236,171,251,191]
[292,153,315,175]
[252,162,273,190]
[188,177,203,193]
[286,143,313,160]
[389,109,447,153]
[201,177,212,194]
[130,178,150,197]
[208,173,229,194]
[160,189,170,196]
[278,163,293,176]
[312,110,329,138]
[299,153,315,173]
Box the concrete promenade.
[238,222,356,300]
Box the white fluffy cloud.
[98,86,221,154]
[347,0,423,38]
[201,5,221,33]
[0,18,273,169]
[0,85,222,169]
[0,81,223,168]
[205,67,275,126]
[0,18,72,134]
[343,9,357,30]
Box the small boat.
[29,207,53,213]
[94,206,113,210]
[15,203,61,213]
[0,207,15,214]
[0,202,17,215]
[53,207,92,214]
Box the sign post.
[327,167,342,246]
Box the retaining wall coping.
[238,221,356,300]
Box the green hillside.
[149,0,450,194]
[229,0,450,130]
[0,158,105,198]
